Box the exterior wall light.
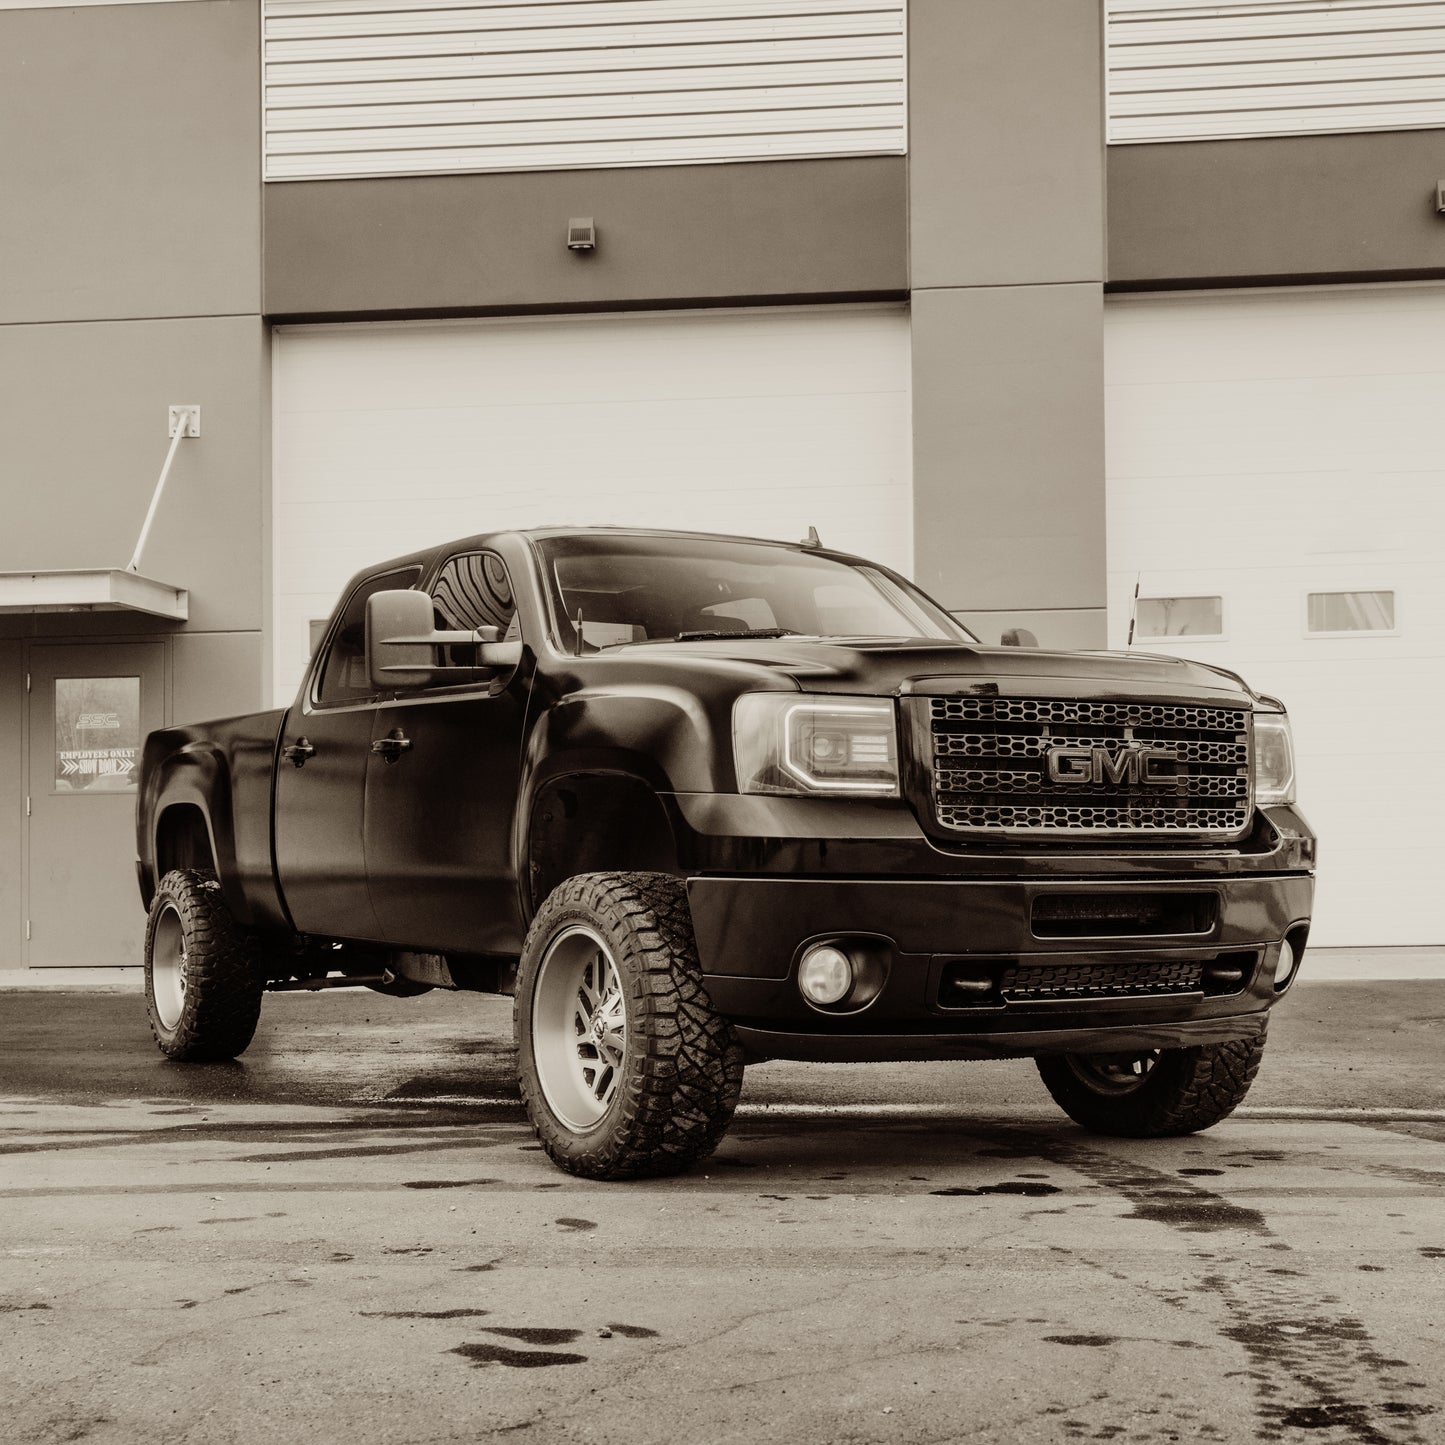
[567,217,596,251]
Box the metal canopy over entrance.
[0,569,187,620]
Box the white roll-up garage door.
[1106,285,1445,947]
[272,304,911,703]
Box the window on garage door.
[1136,595,1223,640]
[1306,591,1396,636]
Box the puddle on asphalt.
[482,1327,583,1345]
[362,1309,490,1320]
[930,1182,1063,1198]
[451,1342,586,1369]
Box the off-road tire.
[515,872,745,1180]
[1035,1034,1266,1137]
[144,868,266,1062]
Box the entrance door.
[27,643,165,967]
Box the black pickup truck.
[136,527,1314,1178]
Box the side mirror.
[366,590,521,689]
[1000,627,1039,648]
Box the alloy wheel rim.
[1066,1050,1160,1096]
[532,925,628,1133]
[151,903,188,1032]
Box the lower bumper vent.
[937,951,1259,1009]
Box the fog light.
[1274,938,1297,989]
[798,944,853,1006]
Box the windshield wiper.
[673,627,801,643]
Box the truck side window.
[431,552,517,660]
[314,566,421,707]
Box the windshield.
[535,535,975,651]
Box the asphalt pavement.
[2,967,1442,1444]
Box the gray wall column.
[908,0,1107,648]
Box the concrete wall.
[0,0,266,966]
[265,157,908,318]
[0,644,22,968]
[0,0,260,324]
[1108,130,1445,288]
[0,317,268,635]
[908,0,1107,646]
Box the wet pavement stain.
[1417,1247,1445,1259]
[930,1182,1063,1198]
[554,1218,596,1232]
[400,1179,497,1190]
[451,1342,586,1369]
[454,1259,502,1273]
[0,1302,51,1312]
[1279,1403,1437,1432]
[1129,1192,1267,1235]
[362,1309,491,1320]
[1178,1167,1226,1177]
[604,1323,659,1339]
[382,1246,433,1256]
[1204,1275,1436,1445]
[1043,1334,1118,1347]
[482,1327,583,1345]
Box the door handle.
[282,737,316,767]
[371,729,413,763]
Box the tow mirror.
[366,590,522,689]
[1000,627,1039,648]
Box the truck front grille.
[924,696,1251,838]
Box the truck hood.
[614,637,1257,703]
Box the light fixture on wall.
[1435,182,1445,215]
[567,217,596,252]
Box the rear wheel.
[145,869,266,1062]
[1035,1035,1266,1137]
[516,872,744,1180]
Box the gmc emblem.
[1046,743,1178,786]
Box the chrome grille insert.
[924,696,1252,838]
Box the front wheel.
[145,869,266,1062]
[1035,1035,1266,1137]
[515,872,744,1180]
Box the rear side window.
[432,551,516,638]
[314,566,421,707]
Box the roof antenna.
[1126,575,1141,648]
[574,605,585,657]
[801,526,822,549]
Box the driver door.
[364,550,531,955]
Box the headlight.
[734,694,899,797]
[1254,708,1296,806]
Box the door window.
[432,551,516,636]
[428,552,518,670]
[314,566,421,706]
[53,676,141,792]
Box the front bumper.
[685,872,1313,1063]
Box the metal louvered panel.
[1108,0,1445,144]
[263,0,906,181]
[919,696,1254,840]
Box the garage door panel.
[274,306,911,706]
[1107,287,1445,947]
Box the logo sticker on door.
[54,676,140,792]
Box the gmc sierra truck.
[136,527,1314,1179]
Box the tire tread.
[1036,1035,1266,1138]
[145,868,265,1062]
[516,872,744,1180]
